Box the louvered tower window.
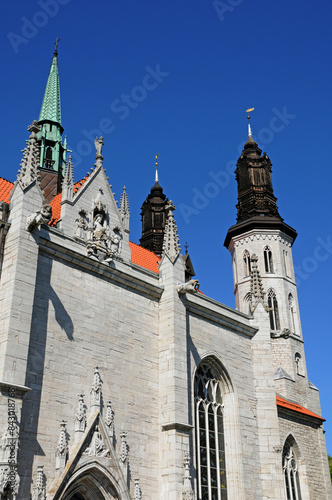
[267,289,280,330]
[195,364,227,500]
[243,250,251,277]
[264,246,274,273]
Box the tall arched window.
[264,246,274,273]
[288,294,296,334]
[195,364,227,500]
[283,439,302,500]
[243,250,251,277]
[243,292,252,315]
[267,289,280,330]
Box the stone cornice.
[38,233,163,301]
[185,293,257,338]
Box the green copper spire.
[39,42,61,124]
[37,39,68,202]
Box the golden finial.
[246,107,254,137]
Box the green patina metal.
[38,43,67,175]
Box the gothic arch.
[60,462,123,500]
[193,355,245,500]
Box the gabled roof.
[276,395,325,422]
[0,177,161,274]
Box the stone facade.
[0,59,331,500]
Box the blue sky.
[2,1,332,453]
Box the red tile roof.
[0,177,161,273]
[276,395,325,421]
[129,241,160,273]
[0,178,14,203]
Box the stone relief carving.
[83,425,109,457]
[90,367,102,413]
[0,465,20,499]
[75,394,86,443]
[74,210,88,240]
[133,478,142,500]
[182,452,194,499]
[104,400,115,441]
[177,279,200,294]
[26,205,52,231]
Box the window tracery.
[283,441,302,500]
[267,289,280,331]
[264,246,274,273]
[195,364,227,500]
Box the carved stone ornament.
[133,478,142,500]
[162,201,180,263]
[182,452,194,499]
[31,465,46,500]
[83,425,110,457]
[104,400,115,440]
[94,137,104,167]
[119,431,128,465]
[177,279,200,294]
[90,367,102,412]
[86,217,123,264]
[17,120,40,191]
[26,204,52,232]
[55,421,68,473]
[75,394,86,443]
[74,209,88,241]
[0,465,20,499]
[271,328,291,339]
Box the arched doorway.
[61,463,122,500]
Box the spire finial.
[155,153,159,183]
[246,107,254,138]
[54,37,60,56]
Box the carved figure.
[84,425,109,457]
[94,137,104,157]
[177,279,200,294]
[109,227,122,255]
[93,214,106,241]
[26,205,52,231]
[74,211,88,240]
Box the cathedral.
[0,47,331,500]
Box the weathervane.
[155,153,159,183]
[54,37,60,55]
[246,107,254,138]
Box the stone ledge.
[161,422,193,432]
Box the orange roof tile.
[0,178,14,203]
[0,176,161,274]
[276,395,325,421]
[129,241,160,273]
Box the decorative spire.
[39,44,61,124]
[119,430,128,464]
[62,156,74,202]
[17,121,40,190]
[55,420,68,474]
[119,186,130,231]
[182,452,194,499]
[32,465,46,500]
[134,478,142,500]
[155,153,159,183]
[104,400,115,441]
[74,394,86,443]
[90,367,102,412]
[162,201,180,263]
[249,254,266,313]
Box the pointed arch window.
[283,440,302,500]
[243,250,251,277]
[195,364,227,500]
[267,289,280,331]
[264,246,274,273]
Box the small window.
[264,246,274,273]
[46,147,53,160]
[243,250,251,277]
[295,353,304,377]
[244,292,252,315]
[267,289,280,331]
[283,440,302,500]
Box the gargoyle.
[177,279,200,295]
[26,204,52,231]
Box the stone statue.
[93,214,106,241]
[109,228,122,255]
[26,204,52,231]
[94,137,104,157]
[74,211,88,240]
